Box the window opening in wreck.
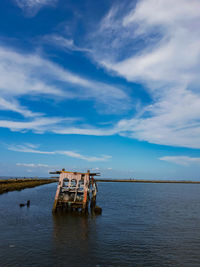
[70,179,77,188]
[78,179,84,191]
[63,178,69,187]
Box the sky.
[0,0,200,179]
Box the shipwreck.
[50,169,102,214]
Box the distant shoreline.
[96,179,200,184]
[0,178,57,194]
[50,176,200,184]
[1,178,200,194]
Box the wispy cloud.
[0,42,132,138]
[0,45,130,119]
[159,156,200,166]
[42,34,91,53]
[52,126,117,136]
[16,163,50,168]
[57,151,111,162]
[8,144,112,162]
[0,97,43,117]
[0,117,77,133]
[85,0,200,149]
[15,0,58,16]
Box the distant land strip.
[95,179,200,184]
[0,178,57,194]
[50,176,200,184]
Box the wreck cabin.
[50,169,100,213]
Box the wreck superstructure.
[50,169,100,214]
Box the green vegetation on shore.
[0,178,57,194]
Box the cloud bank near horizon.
[160,156,200,166]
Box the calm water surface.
[0,182,200,267]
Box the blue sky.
[0,0,200,179]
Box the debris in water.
[93,206,102,215]
[19,200,30,207]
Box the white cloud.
[0,117,118,136]
[23,143,39,149]
[0,117,75,133]
[86,0,200,149]
[0,97,43,117]
[16,163,50,168]
[2,91,200,149]
[0,42,131,139]
[57,151,111,162]
[3,0,200,150]
[0,45,129,118]
[43,34,91,53]
[15,0,58,16]
[52,126,117,136]
[159,156,200,166]
[95,0,200,86]
[9,144,55,154]
[114,87,200,148]
[8,144,112,162]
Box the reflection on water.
[0,182,200,266]
[53,213,90,243]
[52,214,94,266]
[53,213,91,250]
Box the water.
[0,182,200,267]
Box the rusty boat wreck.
[50,169,102,215]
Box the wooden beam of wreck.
[49,171,100,176]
